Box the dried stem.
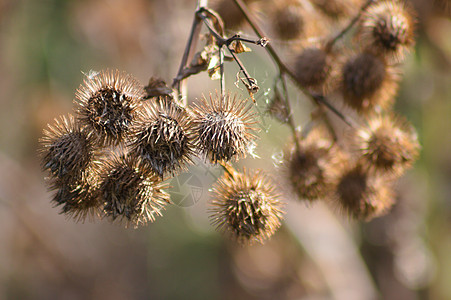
[198,10,224,40]
[197,0,208,8]
[226,47,257,93]
[312,94,356,127]
[231,0,355,129]
[314,105,339,142]
[198,9,263,101]
[172,6,204,106]
[279,74,301,152]
[325,0,375,51]
[231,0,288,74]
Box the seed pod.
[271,0,305,40]
[284,127,347,201]
[359,1,415,61]
[354,114,420,176]
[190,94,257,164]
[210,167,284,244]
[75,69,144,146]
[340,52,399,113]
[129,99,194,178]
[99,153,170,228]
[333,163,395,220]
[49,171,101,222]
[40,114,97,182]
[294,46,333,92]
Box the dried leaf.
[144,77,173,99]
[232,40,252,54]
[241,76,259,102]
[175,44,220,82]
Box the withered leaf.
[144,77,173,99]
[232,40,252,54]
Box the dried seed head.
[191,94,257,164]
[334,164,395,220]
[49,172,101,222]
[359,1,415,61]
[40,114,97,181]
[99,153,170,228]
[271,1,305,40]
[210,167,284,244]
[75,69,144,146]
[294,47,333,91]
[340,52,399,113]
[355,114,420,176]
[284,127,347,201]
[129,99,194,178]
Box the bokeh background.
[0,0,450,299]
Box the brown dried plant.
[38,0,421,245]
[209,166,284,244]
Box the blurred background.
[0,0,450,299]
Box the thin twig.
[198,10,261,100]
[315,106,339,142]
[197,0,208,8]
[312,94,357,127]
[172,7,204,105]
[231,0,355,129]
[226,46,257,92]
[198,11,264,48]
[280,74,301,152]
[325,0,375,51]
[222,34,267,48]
[231,0,288,73]
[198,11,224,40]
[220,47,225,99]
